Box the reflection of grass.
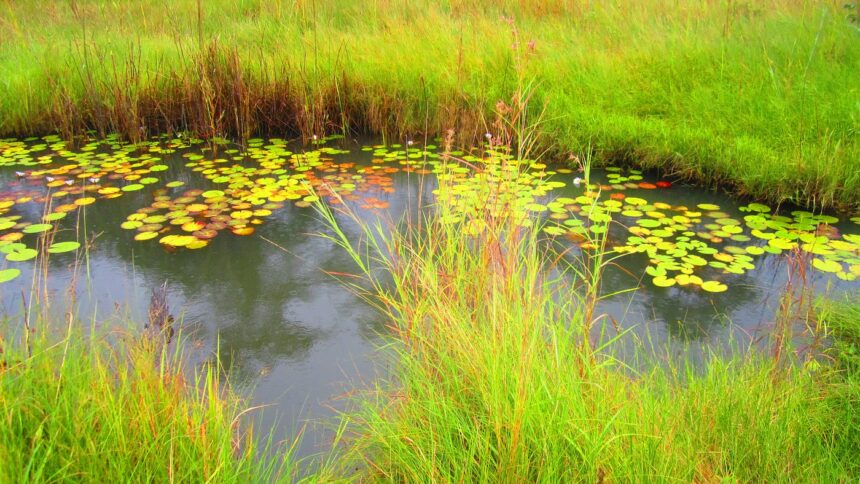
[0,321,297,481]
[0,1,857,208]
[317,148,860,480]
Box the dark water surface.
[1,135,857,458]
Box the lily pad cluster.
[431,150,569,234]
[2,135,859,292]
[541,182,860,290]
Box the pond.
[1,134,858,458]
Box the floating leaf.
[811,258,842,273]
[0,268,21,284]
[47,241,81,254]
[23,223,52,234]
[121,220,143,230]
[701,281,728,293]
[43,212,67,222]
[135,231,159,241]
[160,235,197,247]
[6,247,37,262]
[543,226,566,236]
[652,275,676,287]
[202,190,225,198]
[231,226,255,236]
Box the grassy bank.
[317,149,860,480]
[0,1,857,209]
[0,319,294,482]
[818,294,860,463]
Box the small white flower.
[46,176,55,182]
[484,133,492,139]
[15,171,25,177]
[573,177,582,186]
[65,179,74,185]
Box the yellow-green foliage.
[0,1,857,208]
[318,151,859,480]
[0,322,291,482]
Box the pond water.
[1,134,858,458]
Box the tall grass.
[315,146,858,480]
[0,0,857,209]
[817,293,860,474]
[0,317,297,482]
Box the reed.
[316,155,859,480]
[311,71,860,479]
[0,0,856,209]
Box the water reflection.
[1,138,858,459]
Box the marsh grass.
[313,113,859,480]
[318,176,859,481]
[0,316,299,482]
[0,0,857,208]
[817,293,860,473]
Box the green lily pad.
[23,223,52,234]
[637,219,661,228]
[811,258,842,273]
[746,246,765,255]
[768,238,797,251]
[47,241,81,254]
[646,265,666,277]
[652,275,676,287]
[742,203,770,213]
[543,226,566,236]
[43,212,67,222]
[0,268,21,284]
[6,247,37,262]
[202,190,225,198]
[701,280,728,293]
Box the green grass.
[0,0,857,209]
[817,293,860,472]
[316,147,859,480]
[0,318,296,482]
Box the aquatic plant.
[315,151,859,481]
[0,1,857,208]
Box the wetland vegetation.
[0,0,859,481]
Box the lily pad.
[701,280,728,293]
[43,212,67,222]
[697,203,720,211]
[47,241,81,254]
[6,247,37,262]
[135,231,159,241]
[23,223,53,234]
[652,275,676,287]
[0,268,21,284]
[811,258,842,274]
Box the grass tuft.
[0,319,296,482]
